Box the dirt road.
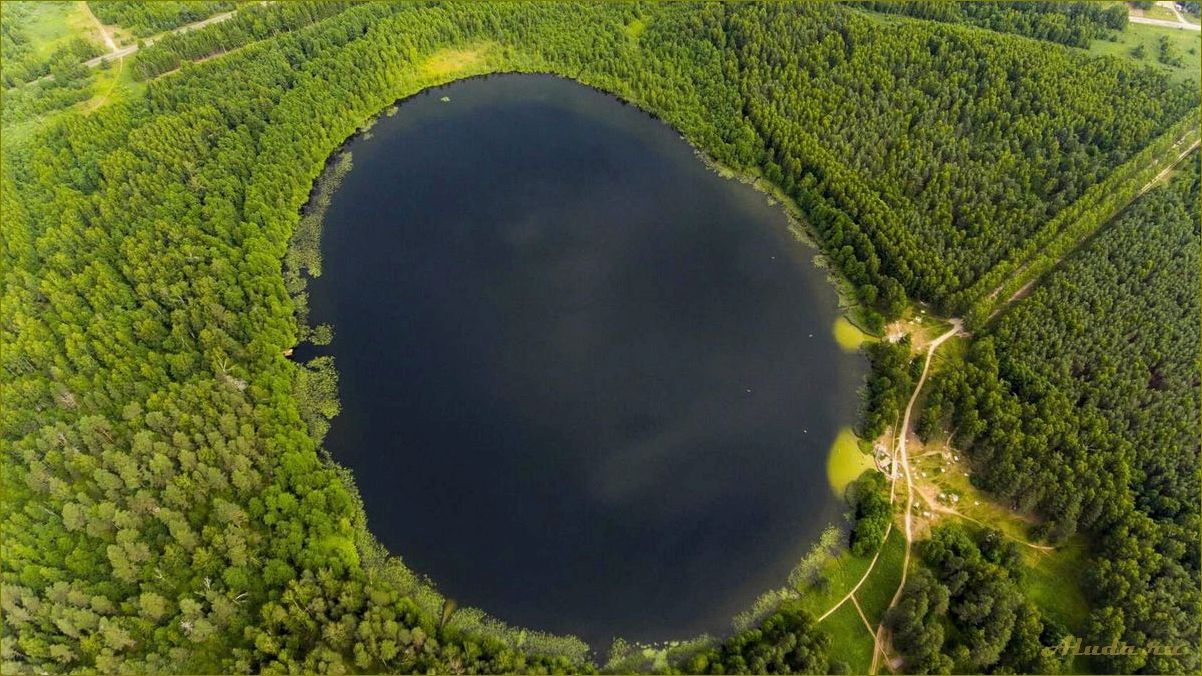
[1129,1,1200,30]
[83,9,238,68]
[869,320,962,674]
[81,1,117,52]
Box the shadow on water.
[295,73,865,649]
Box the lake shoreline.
[287,70,872,660]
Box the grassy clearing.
[417,43,495,80]
[1085,22,1200,83]
[82,54,142,108]
[854,527,904,626]
[822,603,874,673]
[911,312,952,344]
[1020,542,1093,673]
[90,12,136,48]
[826,428,874,496]
[18,1,106,62]
[797,528,902,619]
[2,55,144,145]
[799,552,870,618]
[930,333,968,365]
[887,309,952,352]
[1021,539,1092,633]
[908,440,1048,547]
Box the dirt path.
[937,506,1055,552]
[81,1,117,52]
[1129,15,1199,29]
[78,1,124,108]
[81,8,239,68]
[1129,2,1200,30]
[851,596,874,634]
[1163,1,1192,25]
[852,594,895,675]
[11,4,246,105]
[889,322,961,601]
[817,522,895,623]
[88,54,124,109]
[15,4,242,91]
[868,321,962,673]
[818,416,908,624]
[818,321,965,668]
[82,44,137,69]
[84,10,238,66]
[1128,1,1198,29]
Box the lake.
[300,74,864,649]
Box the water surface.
[302,74,864,648]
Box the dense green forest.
[87,1,235,38]
[859,338,914,439]
[1,56,94,126]
[859,1,1127,46]
[129,1,357,79]
[1,1,1198,673]
[923,154,1201,673]
[723,2,1196,315]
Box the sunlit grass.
[1022,538,1092,633]
[417,43,496,81]
[798,550,870,617]
[855,527,904,626]
[1085,22,1200,84]
[822,603,874,673]
[19,1,106,62]
[84,53,144,110]
[797,530,902,627]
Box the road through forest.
[82,7,239,68]
[16,1,243,89]
[868,321,962,673]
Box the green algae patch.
[827,427,874,496]
[832,316,870,352]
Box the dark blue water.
[301,74,863,648]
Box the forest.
[885,523,1070,674]
[86,1,234,39]
[920,155,1200,674]
[128,1,358,79]
[0,2,101,87]
[1,1,1198,674]
[860,1,1128,46]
